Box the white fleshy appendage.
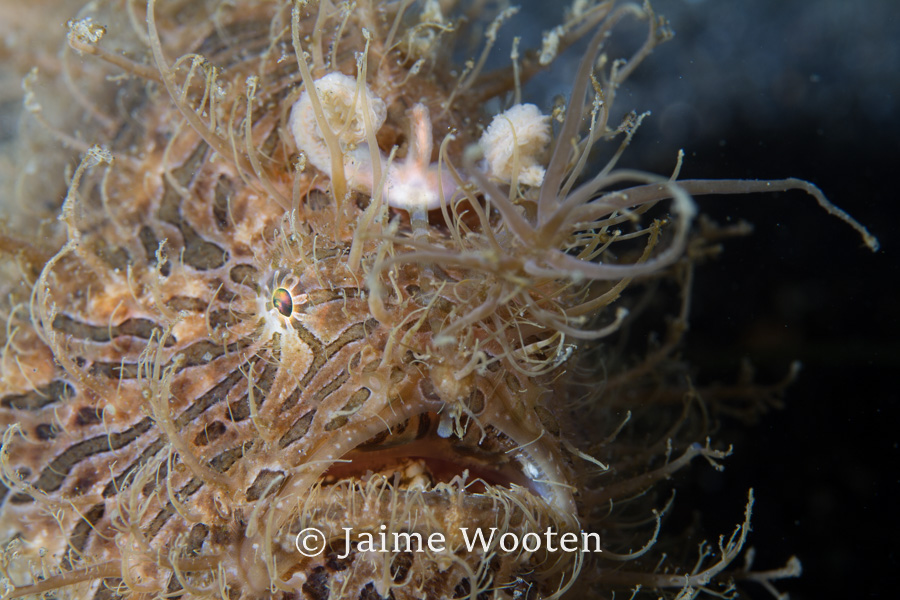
[290,73,457,213]
[479,103,550,187]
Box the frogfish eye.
[271,288,293,317]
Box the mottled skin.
[1,2,584,599]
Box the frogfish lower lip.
[265,400,578,535]
[236,402,580,596]
[322,413,554,495]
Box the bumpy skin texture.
[0,3,590,598]
[1,1,849,599]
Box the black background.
[516,0,900,598]
[519,0,898,597]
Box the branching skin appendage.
[290,72,459,219]
[0,1,879,600]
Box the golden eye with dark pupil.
[272,288,293,317]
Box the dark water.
[526,1,898,597]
